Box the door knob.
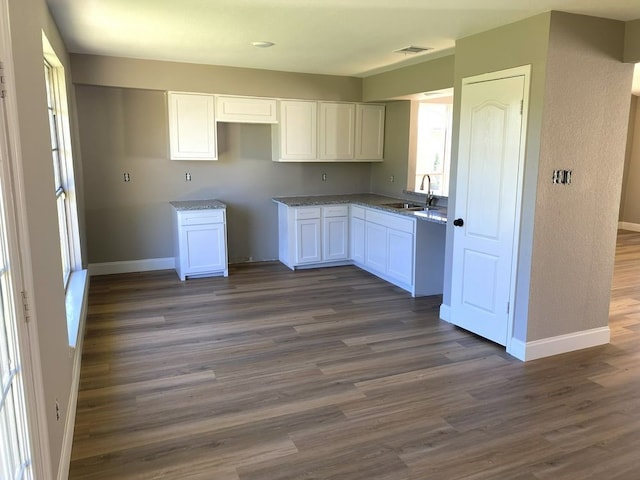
[453,218,464,227]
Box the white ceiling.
[47,0,640,88]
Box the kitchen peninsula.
[274,194,446,296]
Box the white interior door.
[450,70,528,346]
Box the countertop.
[170,199,226,211]
[273,194,447,224]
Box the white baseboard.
[618,221,640,232]
[57,279,90,480]
[88,257,175,276]
[439,303,451,322]
[507,326,610,361]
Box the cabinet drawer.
[322,205,349,217]
[179,210,225,226]
[351,205,365,219]
[295,207,321,220]
[366,209,415,234]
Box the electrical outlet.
[322,173,327,182]
[390,175,395,183]
[123,172,131,182]
[185,172,192,181]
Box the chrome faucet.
[420,174,434,207]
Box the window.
[408,90,453,197]
[43,34,85,347]
[0,76,33,480]
[44,59,74,286]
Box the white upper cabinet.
[318,102,355,160]
[273,100,384,162]
[274,100,318,161]
[216,95,278,123]
[355,104,385,161]
[168,92,217,161]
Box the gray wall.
[526,12,633,341]
[72,54,363,101]
[369,101,412,197]
[7,0,84,475]
[362,55,455,102]
[76,85,373,264]
[624,19,640,62]
[620,96,640,223]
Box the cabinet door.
[350,216,365,264]
[168,92,217,160]
[365,222,388,272]
[279,101,317,160]
[319,103,355,160]
[387,229,414,285]
[216,95,277,123]
[355,104,385,160]
[181,223,227,275]
[296,218,321,264]
[323,216,348,261]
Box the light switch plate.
[552,169,572,185]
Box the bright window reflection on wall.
[411,91,453,197]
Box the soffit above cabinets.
[46,0,640,77]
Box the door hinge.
[0,61,6,99]
[519,99,523,115]
[506,301,510,315]
[21,290,30,323]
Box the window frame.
[407,90,454,198]
[43,52,81,290]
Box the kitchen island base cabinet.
[173,207,228,281]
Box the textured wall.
[526,12,633,341]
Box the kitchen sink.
[381,202,424,210]
[382,202,443,212]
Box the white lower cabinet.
[296,218,322,264]
[350,214,365,265]
[365,221,388,272]
[277,201,445,296]
[173,208,228,280]
[278,204,349,268]
[322,209,349,261]
[387,229,414,285]
[362,209,415,290]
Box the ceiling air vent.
[393,46,432,54]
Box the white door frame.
[458,65,531,357]
[0,0,52,476]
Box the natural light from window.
[43,32,86,347]
[414,101,452,197]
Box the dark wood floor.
[69,232,640,479]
